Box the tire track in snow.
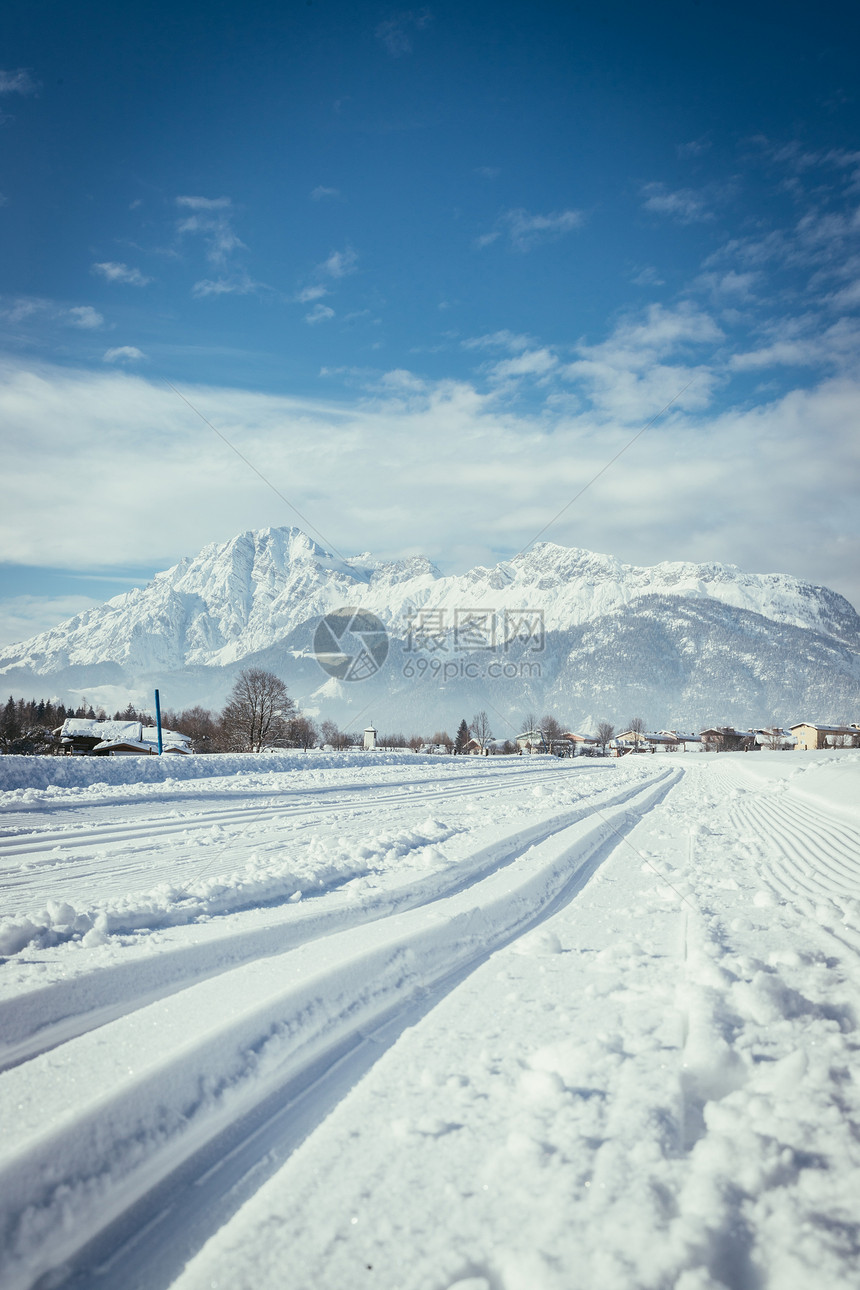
[0,770,673,1072]
[0,770,680,1290]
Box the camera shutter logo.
[313,608,390,682]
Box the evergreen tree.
[454,718,470,753]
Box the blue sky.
[2,0,860,645]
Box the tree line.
[0,669,646,756]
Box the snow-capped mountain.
[2,526,859,733]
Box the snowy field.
[1,750,859,1290]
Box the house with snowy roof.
[789,723,859,751]
[699,728,757,752]
[613,730,681,754]
[752,728,797,750]
[561,732,600,755]
[515,729,549,754]
[56,718,191,755]
[463,737,508,755]
[658,730,703,750]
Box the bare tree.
[541,714,564,752]
[521,711,539,735]
[379,731,407,748]
[288,714,319,751]
[471,710,493,752]
[220,669,297,752]
[320,719,350,750]
[162,704,219,753]
[628,715,646,748]
[596,721,615,755]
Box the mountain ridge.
[2,526,859,730]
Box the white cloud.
[375,10,431,57]
[306,303,335,324]
[311,186,340,201]
[1,358,858,610]
[631,266,665,287]
[176,196,244,265]
[692,270,759,301]
[641,183,714,224]
[829,278,860,309]
[191,274,259,298]
[103,346,145,363]
[0,296,42,323]
[677,138,711,159]
[92,262,151,286]
[297,285,329,304]
[0,69,38,95]
[479,208,585,251]
[319,248,358,278]
[728,318,860,372]
[488,348,557,381]
[66,306,104,329]
[378,368,427,393]
[463,330,534,352]
[176,196,232,211]
[561,303,724,420]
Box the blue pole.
[154,689,164,755]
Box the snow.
[1,750,859,1289]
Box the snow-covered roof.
[92,739,153,754]
[58,718,191,747]
[140,726,191,747]
[60,719,142,741]
[789,723,857,733]
[700,728,755,739]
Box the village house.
[462,737,509,755]
[515,729,549,754]
[613,730,683,755]
[560,732,600,756]
[55,718,192,756]
[753,728,797,750]
[699,727,757,752]
[658,730,703,751]
[789,723,860,751]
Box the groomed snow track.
[0,767,680,1290]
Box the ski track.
[3,754,859,1290]
[0,764,600,912]
[0,769,679,1290]
[0,768,673,1070]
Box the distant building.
[363,726,378,751]
[789,723,859,751]
[614,730,686,754]
[515,729,548,754]
[658,730,703,751]
[752,728,797,750]
[699,728,757,752]
[560,733,600,756]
